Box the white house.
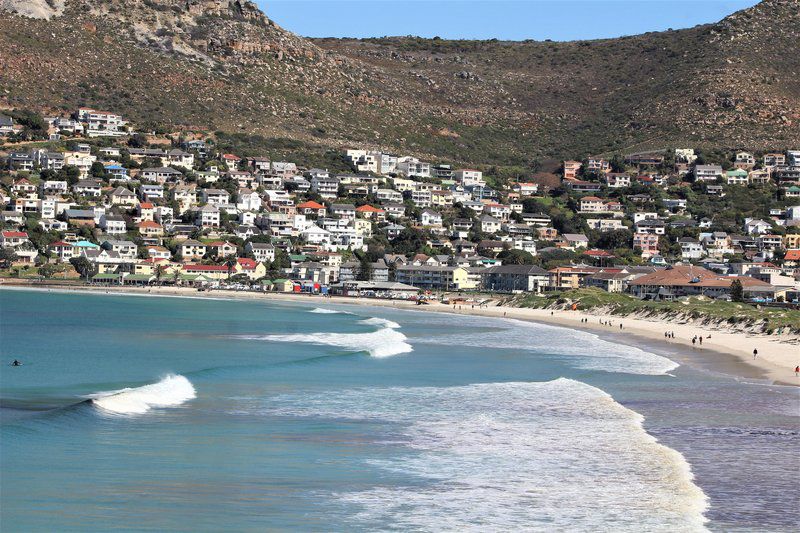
[454,169,484,186]
[420,209,443,226]
[396,157,431,178]
[744,218,772,235]
[196,204,220,228]
[203,189,231,206]
[237,189,262,211]
[139,167,183,183]
[245,242,276,263]
[480,215,501,234]
[678,237,705,260]
[100,215,127,235]
[694,165,723,182]
[73,179,103,197]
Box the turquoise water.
[1,289,798,532]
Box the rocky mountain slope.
[0,0,797,165]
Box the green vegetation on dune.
[511,288,800,334]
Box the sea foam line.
[419,314,679,376]
[89,374,196,415]
[265,378,708,531]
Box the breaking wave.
[358,317,401,329]
[238,317,412,358]
[266,378,709,531]
[419,316,678,375]
[89,375,196,415]
[309,308,344,314]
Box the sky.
[259,0,759,41]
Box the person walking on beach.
[619,323,623,330]
[753,349,758,359]
[795,365,799,377]
[692,337,696,347]
[699,336,703,346]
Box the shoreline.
[2,280,798,386]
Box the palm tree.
[225,257,237,280]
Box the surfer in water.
[11,359,22,366]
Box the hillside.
[0,0,798,165]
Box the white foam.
[267,379,708,531]
[90,374,196,415]
[243,325,412,358]
[358,317,401,329]
[419,315,678,375]
[309,307,344,314]
[238,315,411,358]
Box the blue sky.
[259,0,757,41]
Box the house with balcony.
[633,232,660,258]
[196,204,220,228]
[694,164,723,182]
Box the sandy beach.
[3,281,799,386]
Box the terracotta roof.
[628,265,771,288]
[297,201,324,209]
[237,258,257,269]
[139,202,154,209]
[183,264,229,272]
[784,249,800,261]
[2,231,28,238]
[138,221,161,229]
[583,249,615,258]
[356,205,384,213]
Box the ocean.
[1,289,798,532]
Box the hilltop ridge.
[0,0,797,164]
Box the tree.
[610,154,627,173]
[225,257,237,279]
[357,254,373,281]
[58,165,82,186]
[497,249,535,265]
[70,256,96,279]
[90,161,107,179]
[38,263,60,278]
[730,279,744,302]
[0,248,17,268]
[594,229,633,250]
[8,109,48,140]
[128,133,148,148]
[272,248,291,269]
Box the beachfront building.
[394,265,477,291]
[481,265,550,293]
[628,265,774,300]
